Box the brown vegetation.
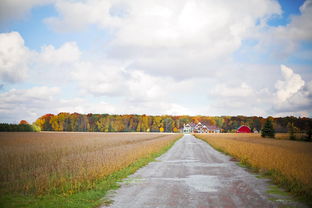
[0,132,181,195]
[195,133,312,198]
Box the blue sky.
[268,0,305,26]
[0,0,311,123]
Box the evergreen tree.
[261,117,275,138]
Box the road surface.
[102,134,306,208]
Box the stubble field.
[194,133,312,200]
[0,132,181,196]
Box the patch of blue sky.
[0,82,49,96]
[6,4,112,52]
[232,39,264,64]
[3,4,57,50]
[300,40,312,50]
[267,0,305,26]
[281,41,312,65]
[233,37,312,65]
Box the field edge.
[0,135,183,208]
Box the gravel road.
[102,134,306,208]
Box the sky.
[0,0,311,123]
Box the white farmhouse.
[183,123,192,133]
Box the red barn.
[237,125,251,133]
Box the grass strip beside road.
[0,135,182,208]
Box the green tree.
[287,122,296,140]
[261,117,275,138]
[304,121,312,142]
[215,117,224,128]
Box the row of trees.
[0,120,40,132]
[31,113,312,133]
[261,117,312,141]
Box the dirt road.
[102,134,306,208]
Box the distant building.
[183,123,192,133]
[237,125,251,133]
[183,122,220,133]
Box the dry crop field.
[0,132,180,196]
[274,132,305,140]
[195,133,312,198]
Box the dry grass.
[275,133,305,140]
[0,132,181,195]
[195,133,312,198]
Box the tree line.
[29,113,312,134]
[0,113,311,134]
[0,120,40,132]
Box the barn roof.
[237,125,251,130]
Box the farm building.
[236,125,251,133]
[183,122,220,133]
[183,124,192,133]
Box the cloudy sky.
[0,0,311,123]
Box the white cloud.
[72,61,128,96]
[72,60,176,102]
[70,59,194,115]
[110,0,280,72]
[256,0,312,57]
[39,42,81,65]
[211,83,253,97]
[0,32,31,83]
[274,65,312,113]
[274,0,312,41]
[275,65,305,103]
[206,81,273,116]
[0,86,60,122]
[44,0,281,79]
[207,65,311,116]
[0,31,82,85]
[0,86,120,123]
[44,0,122,32]
[0,0,54,26]
[0,86,59,103]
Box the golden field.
[0,132,181,195]
[274,132,305,140]
[195,133,312,197]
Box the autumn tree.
[150,116,162,132]
[163,117,174,132]
[49,113,70,131]
[35,114,54,131]
[110,115,126,132]
[19,120,29,125]
[96,116,111,132]
[129,115,139,132]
